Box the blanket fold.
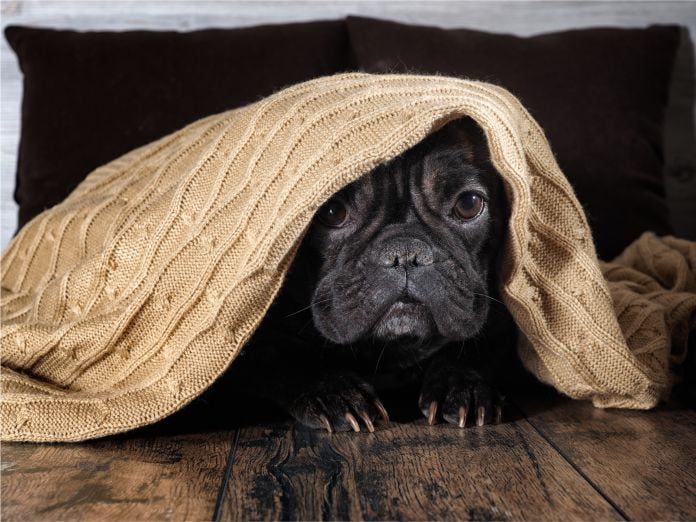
[2,73,694,442]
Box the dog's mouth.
[372,297,436,341]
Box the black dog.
[229,117,515,432]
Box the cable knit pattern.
[1,73,694,442]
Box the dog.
[228,117,515,432]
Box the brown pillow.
[346,16,681,260]
[5,22,356,229]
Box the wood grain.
[1,431,235,521]
[521,393,696,521]
[2,393,694,520]
[220,418,621,521]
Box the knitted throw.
[2,74,695,442]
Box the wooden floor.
[2,385,695,521]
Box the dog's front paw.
[287,372,389,433]
[418,367,503,428]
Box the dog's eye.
[317,198,349,227]
[452,192,484,220]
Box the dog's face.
[305,118,508,365]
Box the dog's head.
[304,118,508,365]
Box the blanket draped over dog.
[2,74,695,442]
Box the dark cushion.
[346,16,681,260]
[5,21,356,229]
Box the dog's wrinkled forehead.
[335,117,494,212]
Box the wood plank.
[1,430,235,521]
[519,391,696,521]
[220,416,621,521]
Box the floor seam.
[212,429,241,522]
[522,414,631,521]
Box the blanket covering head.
[2,73,695,442]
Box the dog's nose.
[374,237,434,268]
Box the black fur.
[228,118,516,432]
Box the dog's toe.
[288,372,385,433]
[420,370,504,427]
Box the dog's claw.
[458,406,467,428]
[420,365,503,429]
[345,412,361,432]
[359,411,375,433]
[476,406,485,427]
[427,401,438,425]
[320,414,333,433]
[288,372,385,433]
[374,399,390,423]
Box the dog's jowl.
[231,117,515,432]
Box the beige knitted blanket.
[2,74,695,442]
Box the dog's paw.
[287,372,389,433]
[418,368,503,428]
